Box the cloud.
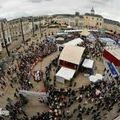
[91,0,113,8]
[0,0,119,21]
[29,0,53,3]
[30,0,42,3]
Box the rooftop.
[85,13,103,18]
[52,14,74,18]
[63,38,83,47]
[56,67,75,81]
[104,18,120,26]
[105,46,120,60]
[52,14,84,18]
[59,46,85,65]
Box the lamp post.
[20,18,25,43]
[39,17,42,41]
[1,21,10,57]
[32,17,35,37]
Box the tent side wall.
[103,49,120,66]
[59,60,78,70]
[56,76,64,83]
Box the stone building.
[0,8,119,50]
[103,18,120,34]
[0,19,12,48]
[51,13,84,28]
[50,8,120,34]
[84,8,104,29]
[8,17,32,41]
[8,18,21,40]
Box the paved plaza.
[0,0,120,119]
[0,27,120,120]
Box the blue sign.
[107,62,119,77]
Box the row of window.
[86,17,102,21]
[9,23,30,29]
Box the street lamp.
[32,17,35,37]
[20,18,25,43]
[39,17,42,41]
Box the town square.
[0,0,120,120]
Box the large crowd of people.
[0,31,120,120]
[39,79,120,120]
[2,78,120,120]
[0,37,58,119]
[1,38,57,90]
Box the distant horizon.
[7,11,120,23]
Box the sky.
[0,0,120,21]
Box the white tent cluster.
[59,46,85,65]
[89,74,103,83]
[56,38,85,83]
[63,38,83,47]
[56,67,76,83]
[82,59,94,69]
[99,38,116,46]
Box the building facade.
[103,18,120,34]
[0,8,120,51]
[8,17,32,40]
[84,9,103,29]
[50,8,120,34]
[0,19,12,48]
[51,13,84,28]
[9,19,21,40]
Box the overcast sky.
[0,0,120,21]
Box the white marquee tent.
[89,74,103,83]
[59,46,85,65]
[99,38,116,46]
[63,38,83,47]
[80,29,90,37]
[82,59,94,69]
[56,67,76,83]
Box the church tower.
[91,7,95,15]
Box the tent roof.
[64,29,98,33]
[105,46,120,60]
[56,67,75,80]
[100,38,116,45]
[56,32,68,35]
[82,59,94,69]
[80,29,90,36]
[64,29,82,33]
[87,34,96,41]
[67,25,72,29]
[63,38,83,47]
[89,74,103,83]
[56,37,64,41]
[59,46,85,65]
